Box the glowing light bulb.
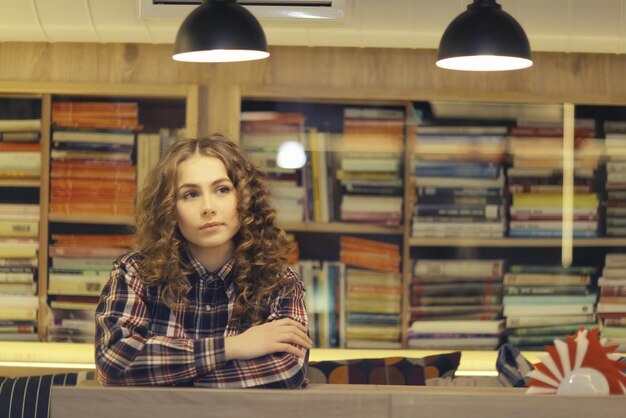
[276,141,307,169]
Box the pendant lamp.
[173,0,269,63]
[436,0,532,71]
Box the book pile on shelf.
[306,128,337,223]
[338,107,405,226]
[408,259,505,349]
[0,118,41,182]
[412,125,507,238]
[296,259,344,348]
[136,127,185,189]
[47,233,132,342]
[506,119,602,238]
[597,253,626,350]
[340,235,402,348]
[50,101,140,217]
[0,203,40,341]
[502,264,598,350]
[240,112,307,223]
[602,120,626,236]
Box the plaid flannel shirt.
[95,250,308,388]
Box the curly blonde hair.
[134,135,295,328]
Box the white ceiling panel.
[0,1,624,54]
[0,0,47,41]
[88,0,152,43]
[33,0,100,42]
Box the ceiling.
[1,0,626,55]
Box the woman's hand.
[224,318,313,361]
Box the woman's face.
[175,154,240,268]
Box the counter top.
[51,382,626,418]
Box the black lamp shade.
[437,0,532,71]
[173,0,269,63]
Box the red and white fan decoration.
[526,328,626,395]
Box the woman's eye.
[183,191,198,199]
[217,186,231,194]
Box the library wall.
[0,43,625,105]
[2,41,626,351]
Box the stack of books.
[408,258,505,349]
[340,235,402,348]
[338,107,405,226]
[602,120,626,236]
[503,264,598,350]
[47,233,132,342]
[297,260,344,348]
[50,101,140,217]
[412,125,507,238]
[0,118,41,181]
[240,112,307,223]
[0,203,40,341]
[506,119,602,238]
[597,253,626,350]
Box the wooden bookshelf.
[1,43,626,358]
[0,82,200,344]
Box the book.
[0,238,39,258]
[407,335,501,349]
[0,282,36,294]
[409,319,504,334]
[0,271,35,283]
[413,259,504,279]
[504,285,590,296]
[512,193,599,208]
[502,293,597,305]
[596,303,626,314]
[0,119,41,131]
[411,294,502,306]
[0,308,37,320]
[0,332,39,341]
[503,303,594,317]
[0,295,38,309]
[0,258,38,267]
[53,128,136,145]
[414,161,501,179]
[0,220,39,237]
[51,256,115,270]
[509,323,593,336]
[0,151,41,170]
[48,269,111,296]
[503,273,591,286]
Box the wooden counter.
[51,382,625,418]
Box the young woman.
[95,135,312,387]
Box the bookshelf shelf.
[280,222,403,235]
[408,237,626,248]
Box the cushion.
[0,371,94,418]
[306,352,461,385]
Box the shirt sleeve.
[94,253,228,386]
[193,268,310,389]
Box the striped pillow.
[0,372,94,418]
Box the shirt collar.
[184,245,236,285]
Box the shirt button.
[205,305,212,312]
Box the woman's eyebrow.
[177,178,232,190]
